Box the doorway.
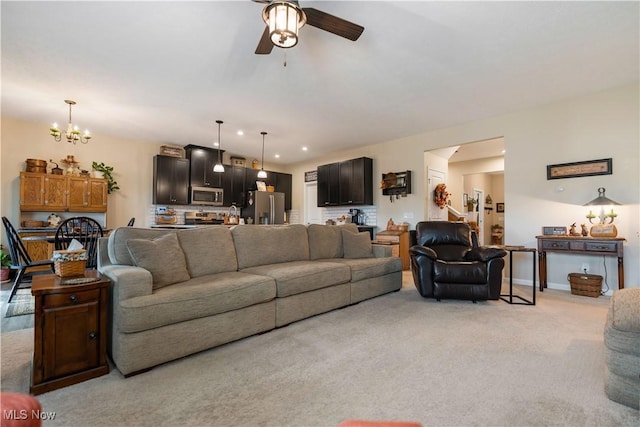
[304,182,322,224]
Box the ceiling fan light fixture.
[263,1,306,49]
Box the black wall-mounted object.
[381,170,411,199]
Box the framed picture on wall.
[496,202,505,213]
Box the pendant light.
[257,132,268,179]
[213,120,225,173]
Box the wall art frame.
[546,158,612,180]
[496,202,505,213]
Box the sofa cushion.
[242,260,351,297]
[126,233,190,290]
[322,257,402,282]
[308,224,343,260]
[177,227,238,277]
[232,224,310,269]
[108,227,173,266]
[118,271,276,333]
[342,229,374,259]
[307,224,359,260]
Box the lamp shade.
[214,120,225,173]
[583,187,620,207]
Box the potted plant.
[1,244,11,282]
[91,162,120,194]
[466,197,478,211]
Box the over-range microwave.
[190,186,224,206]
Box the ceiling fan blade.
[255,26,274,55]
[302,7,364,41]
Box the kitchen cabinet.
[317,163,340,206]
[185,145,223,188]
[19,173,108,213]
[30,271,110,395]
[276,172,292,211]
[318,157,372,207]
[153,155,190,205]
[222,165,246,207]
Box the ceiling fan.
[253,0,364,54]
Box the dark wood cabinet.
[185,145,223,188]
[317,163,340,206]
[276,172,293,211]
[153,155,190,205]
[31,271,110,395]
[222,165,246,207]
[318,157,373,207]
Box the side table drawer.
[541,240,569,250]
[585,242,618,252]
[44,289,101,308]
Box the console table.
[536,236,625,292]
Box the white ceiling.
[2,1,638,166]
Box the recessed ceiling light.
[213,142,219,147]
[274,154,280,158]
[501,149,506,154]
[302,146,308,151]
[237,130,244,136]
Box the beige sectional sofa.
[98,223,402,376]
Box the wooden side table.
[30,270,110,395]
[373,230,410,270]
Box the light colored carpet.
[1,286,638,426]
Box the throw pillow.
[126,233,190,290]
[342,229,374,259]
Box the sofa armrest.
[464,246,507,262]
[97,237,111,269]
[372,244,392,258]
[409,245,437,261]
[99,265,153,302]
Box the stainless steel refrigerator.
[243,191,285,225]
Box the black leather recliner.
[410,221,507,302]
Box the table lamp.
[584,187,620,237]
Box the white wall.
[288,84,639,290]
[2,84,638,290]
[1,117,160,230]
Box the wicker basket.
[54,260,87,277]
[568,273,602,298]
[52,249,87,278]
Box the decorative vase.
[92,171,104,179]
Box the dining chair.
[2,217,55,303]
[54,217,104,269]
